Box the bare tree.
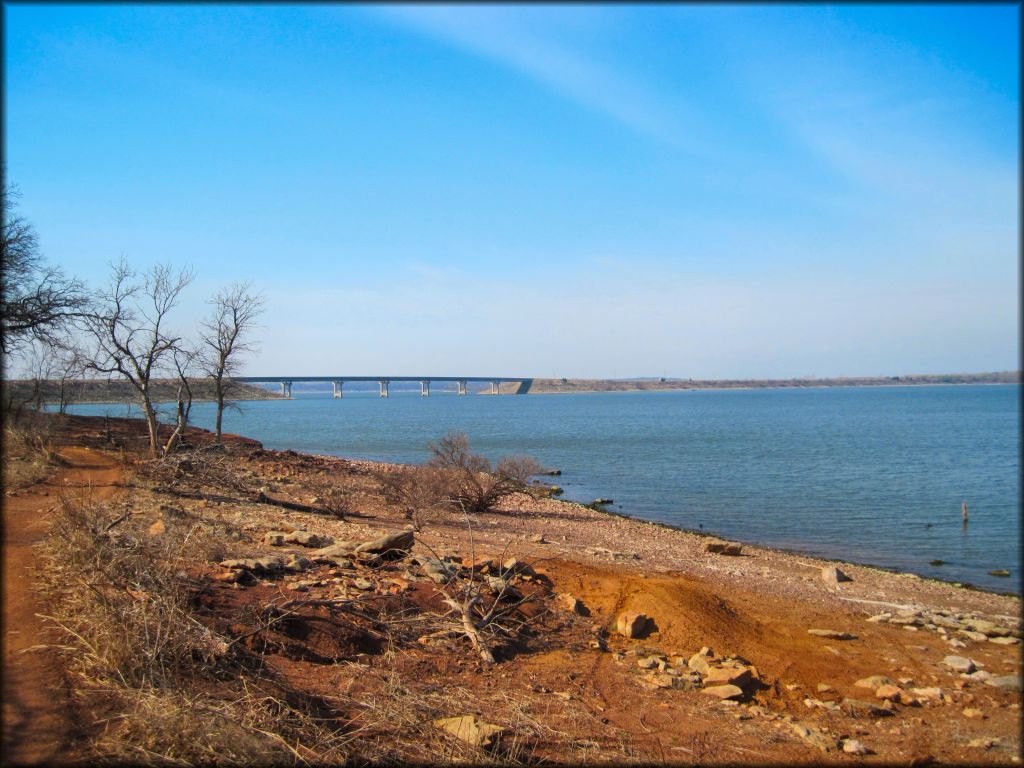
[199,282,264,443]
[426,432,544,513]
[1,183,87,355]
[161,344,199,455]
[82,259,194,458]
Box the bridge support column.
[420,380,430,397]
[379,379,389,398]
[332,381,343,399]
[457,380,467,396]
[491,381,499,395]
[281,381,293,399]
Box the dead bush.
[375,464,452,530]
[426,432,544,514]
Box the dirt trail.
[2,447,123,765]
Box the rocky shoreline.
[9,414,1021,764]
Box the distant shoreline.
[521,371,1019,395]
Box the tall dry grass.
[39,492,351,764]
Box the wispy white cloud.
[371,5,695,150]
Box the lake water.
[65,384,1020,594]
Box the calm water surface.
[67,385,1020,593]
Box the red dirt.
[3,414,1021,764]
[2,445,123,765]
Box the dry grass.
[38,491,353,765]
[2,417,62,492]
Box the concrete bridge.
[238,376,534,399]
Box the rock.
[968,670,993,682]
[356,529,415,555]
[637,656,659,670]
[644,673,677,689]
[962,618,1012,637]
[968,738,999,750]
[985,675,1022,692]
[286,580,312,592]
[688,654,712,676]
[808,629,857,640]
[555,593,584,614]
[220,556,283,574]
[963,708,985,719]
[212,570,244,583]
[502,558,536,576]
[421,559,455,584]
[865,613,892,623]
[817,683,833,693]
[791,723,833,752]
[842,698,894,718]
[616,612,649,639]
[701,684,744,700]
[942,656,976,674]
[821,566,852,584]
[704,667,753,688]
[530,534,547,543]
[875,684,906,703]
[263,531,288,546]
[704,539,728,553]
[283,554,312,572]
[312,543,357,559]
[842,739,870,755]
[911,687,945,702]
[721,543,742,556]
[285,530,332,548]
[434,715,506,749]
[353,578,374,591]
[148,519,166,536]
[987,569,1010,578]
[856,675,894,689]
[462,556,496,573]
[957,630,989,642]
[988,636,1020,645]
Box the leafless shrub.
[143,444,259,498]
[375,464,452,530]
[426,432,544,514]
[416,533,551,665]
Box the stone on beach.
[355,529,415,555]
[821,565,852,584]
[616,612,650,639]
[688,653,712,676]
[703,666,754,688]
[285,530,332,548]
[433,715,506,749]
[808,629,857,640]
[842,739,870,755]
[791,723,834,752]
[941,656,976,674]
[984,675,1022,691]
[701,684,744,700]
[855,675,894,690]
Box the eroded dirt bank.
[2,414,1021,764]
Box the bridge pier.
[332,381,343,399]
[491,381,499,395]
[379,379,390,398]
[280,381,293,398]
[457,380,467,396]
[420,380,430,397]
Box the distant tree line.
[2,181,264,456]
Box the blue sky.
[4,3,1019,378]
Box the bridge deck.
[238,376,532,383]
